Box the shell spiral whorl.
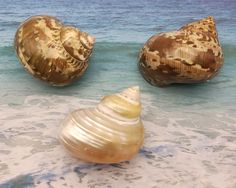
[59,86,144,164]
[139,16,224,87]
[15,15,95,86]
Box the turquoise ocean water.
[0,0,236,187]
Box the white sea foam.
[0,94,236,187]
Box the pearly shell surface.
[15,15,95,86]
[139,16,224,87]
[59,86,144,164]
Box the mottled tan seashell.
[59,86,144,164]
[139,16,224,87]
[15,15,95,86]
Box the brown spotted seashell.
[139,16,224,87]
[15,15,95,86]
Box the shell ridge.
[97,103,140,123]
[69,114,108,147]
[73,111,114,143]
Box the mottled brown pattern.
[139,16,224,86]
[15,15,95,86]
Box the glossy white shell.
[59,86,144,163]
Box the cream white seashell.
[14,15,95,86]
[59,86,144,164]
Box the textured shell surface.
[15,15,95,86]
[59,86,144,164]
[139,16,224,86]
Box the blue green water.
[1,42,236,110]
[0,0,236,109]
[0,0,236,187]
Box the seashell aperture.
[139,16,224,87]
[59,86,144,164]
[14,15,95,86]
